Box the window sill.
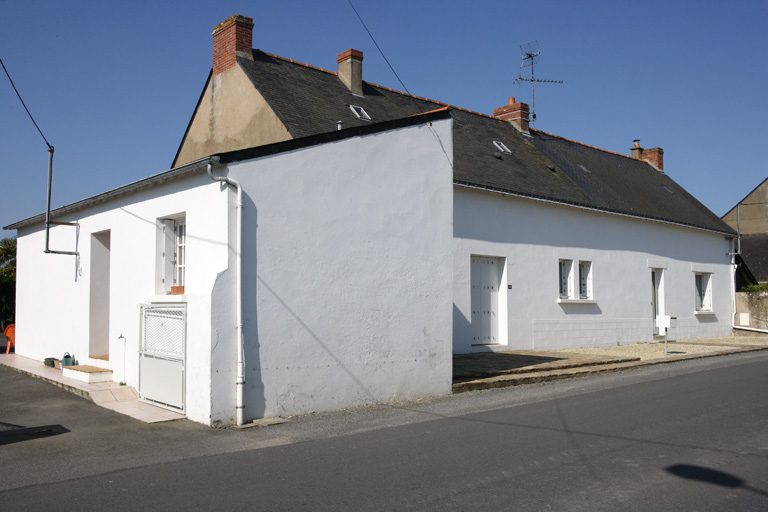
[558,298,597,304]
[694,310,715,316]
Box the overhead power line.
[0,55,52,149]
[346,0,412,96]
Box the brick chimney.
[644,147,664,170]
[337,49,364,96]
[212,15,254,75]
[630,141,664,170]
[494,97,529,133]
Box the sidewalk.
[453,335,768,393]
[0,353,185,423]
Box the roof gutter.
[5,156,219,231]
[206,158,245,426]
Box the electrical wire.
[346,0,412,96]
[0,55,52,149]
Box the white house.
[5,15,736,426]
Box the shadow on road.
[0,423,70,446]
[667,463,768,498]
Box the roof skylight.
[349,105,371,121]
[493,141,511,154]
[577,163,591,174]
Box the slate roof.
[240,50,734,235]
[740,234,768,282]
[240,51,443,138]
[6,49,734,235]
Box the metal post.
[44,146,54,253]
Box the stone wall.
[735,292,768,330]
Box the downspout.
[730,237,768,334]
[206,157,245,426]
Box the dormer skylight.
[493,141,511,154]
[349,105,371,121]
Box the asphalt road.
[2,351,767,511]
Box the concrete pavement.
[453,335,768,392]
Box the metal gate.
[139,304,186,413]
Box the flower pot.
[171,286,185,295]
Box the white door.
[471,256,500,345]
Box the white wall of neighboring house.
[213,119,456,422]
[15,174,229,424]
[453,187,733,353]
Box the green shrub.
[739,282,768,293]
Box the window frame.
[559,259,573,299]
[157,214,186,295]
[558,258,595,303]
[694,272,712,312]
[578,260,592,299]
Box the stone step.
[62,365,113,384]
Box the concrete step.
[453,360,653,393]
[62,365,113,384]
[83,355,111,371]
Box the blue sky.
[1,0,766,231]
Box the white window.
[157,215,186,294]
[493,141,511,154]
[579,261,592,299]
[695,272,712,311]
[559,259,573,298]
[559,259,594,301]
[349,105,371,121]
[175,221,186,288]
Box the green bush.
[739,282,768,293]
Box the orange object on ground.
[4,324,15,354]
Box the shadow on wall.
[452,303,471,352]
[253,275,379,416]
[558,303,603,315]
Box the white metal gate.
[139,304,186,413]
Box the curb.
[452,345,768,393]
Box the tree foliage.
[0,237,16,329]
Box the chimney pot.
[212,14,254,75]
[338,49,364,96]
[630,142,644,160]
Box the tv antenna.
[515,41,563,125]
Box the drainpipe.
[730,238,768,334]
[206,157,245,426]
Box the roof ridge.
[531,128,640,163]
[258,49,506,123]
[260,49,339,76]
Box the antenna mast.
[516,41,563,125]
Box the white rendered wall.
[14,173,229,424]
[212,119,455,421]
[453,188,733,352]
